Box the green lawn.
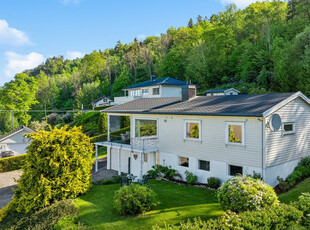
[74,180,223,230]
[92,146,107,160]
[279,177,310,204]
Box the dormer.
[204,88,240,96]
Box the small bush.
[184,170,198,185]
[300,156,310,168]
[147,165,177,180]
[293,193,310,228]
[113,183,158,216]
[0,154,26,173]
[218,176,279,212]
[207,177,221,189]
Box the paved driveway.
[0,170,22,209]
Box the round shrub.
[207,177,221,189]
[114,183,158,215]
[217,176,279,212]
[13,126,94,213]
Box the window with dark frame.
[229,164,243,176]
[198,160,210,171]
[152,87,160,95]
[179,157,189,167]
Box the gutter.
[101,110,264,117]
[256,117,265,181]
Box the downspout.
[256,117,265,181]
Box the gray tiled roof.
[103,93,296,117]
[0,126,34,142]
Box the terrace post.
[118,148,121,175]
[107,114,111,142]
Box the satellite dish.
[269,114,282,132]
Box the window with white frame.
[142,88,149,96]
[179,156,189,167]
[226,122,245,145]
[103,98,108,102]
[228,164,243,176]
[198,160,210,171]
[184,120,201,140]
[135,119,157,137]
[283,122,295,135]
[152,87,160,95]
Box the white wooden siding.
[266,98,310,167]
[130,114,263,168]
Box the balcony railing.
[104,134,158,152]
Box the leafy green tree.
[112,66,130,97]
[13,126,93,213]
[76,80,102,109]
[0,73,38,125]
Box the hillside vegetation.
[1,0,310,132]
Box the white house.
[92,96,113,110]
[0,126,34,156]
[204,88,240,96]
[95,87,310,187]
[114,76,195,104]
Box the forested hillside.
[1,0,310,131]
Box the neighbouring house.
[0,126,34,156]
[114,75,196,104]
[92,96,113,109]
[204,88,240,96]
[95,82,310,187]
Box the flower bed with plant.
[146,165,221,189]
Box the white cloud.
[0,19,32,47]
[66,51,85,60]
[137,34,146,40]
[220,0,264,8]
[4,52,45,78]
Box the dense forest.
[1,0,310,132]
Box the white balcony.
[101,136,158,153]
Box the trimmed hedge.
[0,154,27,173]
[90,126,130,143]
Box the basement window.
[198,160,210,171]
[179,157,189,167]
[283,122,295,135]
[228,164,243,176]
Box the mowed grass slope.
[75,180,223,230]
[279,177,310,204]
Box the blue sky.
[0,0,262,86]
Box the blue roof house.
[114,76,196,104]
